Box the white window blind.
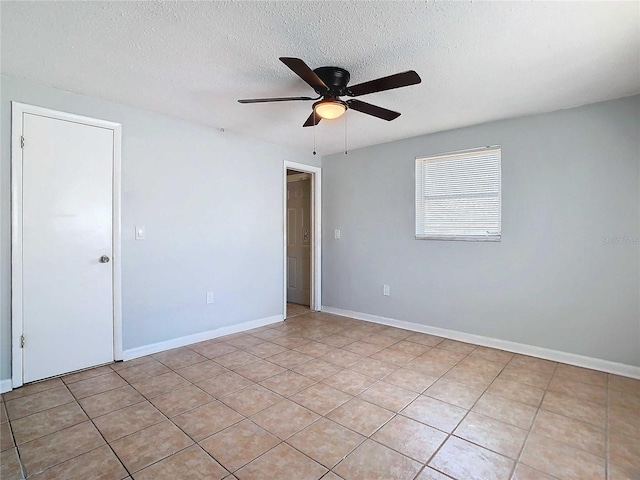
[415,146,501,241]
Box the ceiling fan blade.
[238,96,316,104]
[280,57,329,94]
[346,99,401,121]
[303,111,322,127]
[347,70,421,97]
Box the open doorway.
[287,169,311,318]
[283,162,321,319]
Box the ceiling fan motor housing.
[313,66,351,95]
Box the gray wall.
[0,75,319,381]
[322,95,640,367]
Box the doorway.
[283,162,321,319]
[11,102,122,387]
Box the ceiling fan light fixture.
[314,99,346,120]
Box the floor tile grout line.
[88,360,231,478]
[15,418,118,479]
[4,416,28,480]
[72,396,135,480]
[280,417,363,473]
[216,327,429,475]
[9,403,98,452]
[327,344,475,477]
[130,442,224,478]
[507,360,557,480]
[155,356,212,373]
[3,397,80,431]
[144,384,218,416]
[512,409,544,479]
[5,314,637,480]
[196,417,284,474]
[219,438,284,475]
[537,391,607,427]
[518,385,610,461]
[522,363,615,477]
[61,365,116,386]
[87,397,149,422]
[412,350,509,479]
[67,373,129,404]
[88,364,219,477]
[288,420,367,469]
[3,387,77,422]
[415,463,458,480]
[422,345,561,477]
[2,383,62,403]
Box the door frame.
[283,161,321,316]
[11,102,123,388]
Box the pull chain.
[312,110,317,155]
[344,110,348,155]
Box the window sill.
[415,235,501,242]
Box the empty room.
[0,2,638,480]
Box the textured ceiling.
[2,1,639,155]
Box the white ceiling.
[2,1,639,155]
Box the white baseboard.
[121,314,284,361]
[0,379,12,394]
[321,306,640,379]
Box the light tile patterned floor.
[1,312,639,480]
[287,302,311,319]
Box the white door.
[287,176,311,305]
[21,112,115,383]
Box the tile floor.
[287,302,311,319]
[1,312,638,480]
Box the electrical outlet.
[334,229,341,239]
[206,291,214,304]
[383,284,390,296]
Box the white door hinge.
[20,136,25,148]
[20,335,25,348]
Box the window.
[415,146,501,241]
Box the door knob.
[100,255,110,263]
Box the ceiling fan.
[238,57,422,127]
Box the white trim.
[0,379,12,394]
[322,306,640,379]
[112,125,123,361]
[283,161,322,316]
[10,102,123,388]
[1,314,283,391]
[11,103,23,389]
[415,235,501,242]
[121,315,284,360]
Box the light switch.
[334,229,341,239]
[135,226,145,240]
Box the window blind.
[415,146,501,241]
